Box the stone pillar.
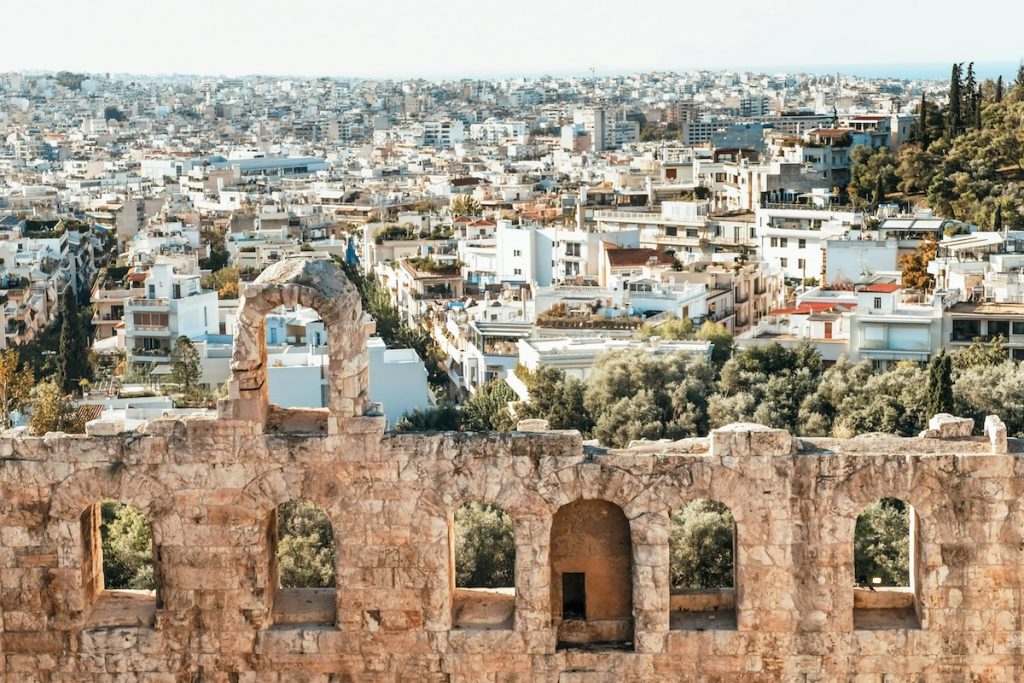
[514,515,554,651]
[631,510,669,654]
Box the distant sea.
[741,61,1021,81]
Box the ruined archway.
[218,258,370,432]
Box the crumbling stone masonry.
[2,259,1024,681]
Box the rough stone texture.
[2,260,1024,681]
[920,413,975,439]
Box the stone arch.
[830,464,936,631]
[550,498,634,648]
[238,467,354,628]
[50,467,174,627]
[218,258,369,431]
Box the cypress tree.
[55,287,89,395]
[963,62,978,129]
[926,351,954,417]
[995,75,1004,103]
[920,92,931,148]
[947,63,962,138]
[995,203,1004,232]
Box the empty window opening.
[265,305,330,432]
[669,499,737,631]
[550,499,633,649]
[271,500,336,627]
[853,498,920,630]
[450,501,515,630]
[81,500,157,628]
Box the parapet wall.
[2,260,1023,682]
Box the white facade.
[756,205,864,281]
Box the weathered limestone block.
[984,415,1008,454]
[516,419,550,432]
[920,413,975,439]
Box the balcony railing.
[128,297,169,307]
[762,202,854,212]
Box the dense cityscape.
[2,4,1024,675]
[2,65,1022,439]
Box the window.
[566,242,581,257]
[513,249,522,257]
[780,258,788,268]
[669,499,737,631]
[451,502,515,630]
[853,498,920,630]
[951,319,982,342]
[770,237,778,248]
[780,238,788,248]
[513,268,522,276]
[80,501,157,628]
[270,500,336,626]
[1012,322,1024,336]
[798,239,806,249]
[873,297,882,310]
[551,499,633,648]
[798,259,806,269]
[666,226,678,237]
[987,320,1010,339]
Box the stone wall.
[2,260,1024,682]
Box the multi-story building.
[124,261,219,368]
[756,203,864,281]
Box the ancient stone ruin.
[1,258,1021,681]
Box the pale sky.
[4,0,1022,79]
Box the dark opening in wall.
[562,572,586,619]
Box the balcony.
[131,348,171,360]
[128,297,170,310]
[126,324,171,335]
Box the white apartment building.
[848,283,943,368]
[595,201,758,259]
[422,120,465,148]
[459,221,639,288]
[756,204,864,281]
[125,262,219,367]
[468,119,527,143]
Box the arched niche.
[550,498,633,649]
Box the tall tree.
[947,62,963,138]
[461,379,516,432]
[169,336,203,405]
[963,62,979,130]
[995,75,1004,103]
[55,287,89,395]
[926,351,954,416]
[912,92,932,148]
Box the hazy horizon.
[6,61,1019,84]
[3,1,1022,81]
